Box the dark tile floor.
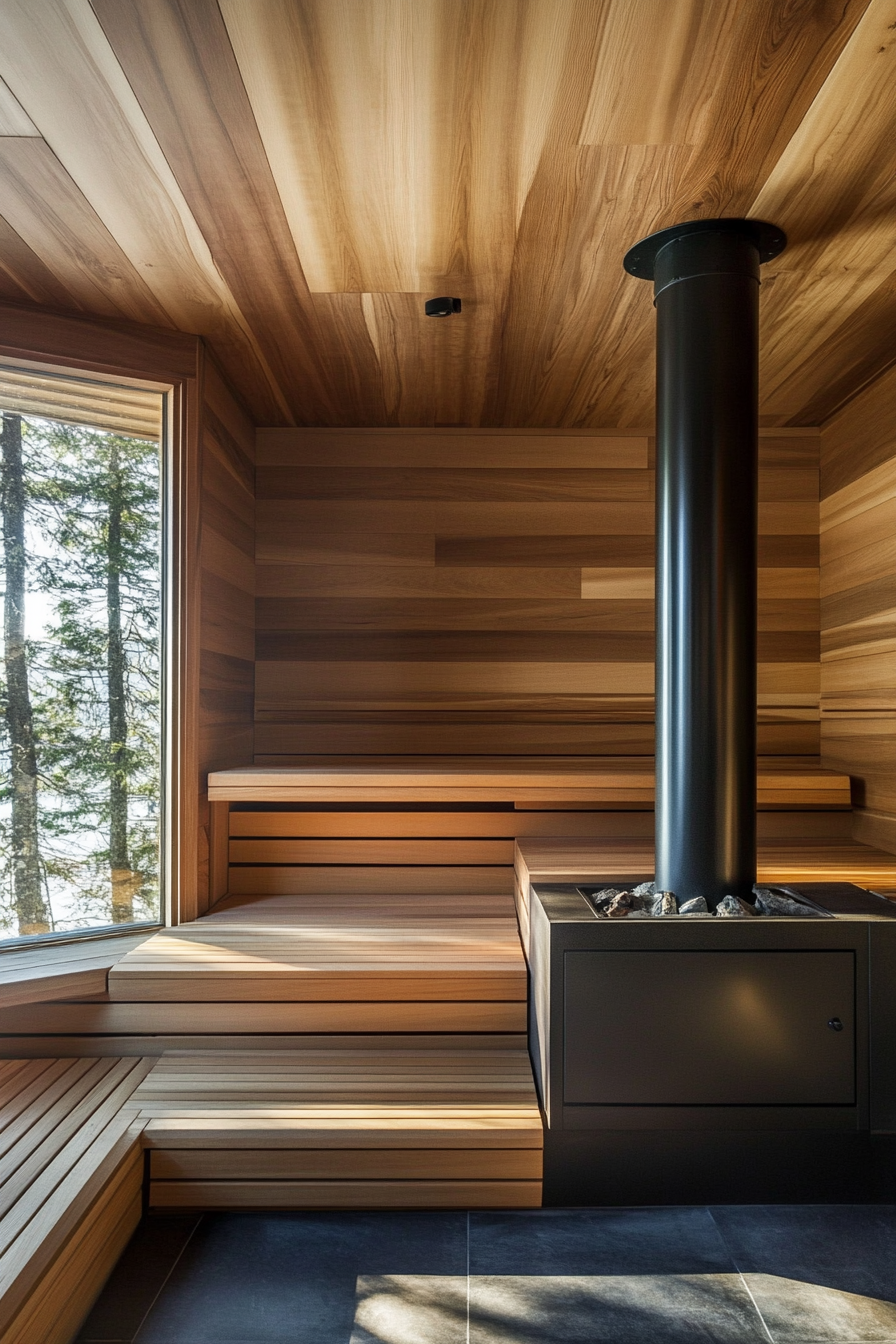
[77,1206,896,1344]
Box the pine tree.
[0,413,50,934]
[24,421,160,926]
[106,439,136,922]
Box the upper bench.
[208,757,852,809]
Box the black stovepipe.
[624,219,786,907]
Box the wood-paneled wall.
[820,367,896,855]
[196,356,255,914]
[255,428,820,760]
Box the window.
[0,367,165,941]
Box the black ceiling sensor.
[424,297,462,316]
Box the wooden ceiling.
[0,0,892,428]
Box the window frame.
[0,302,203,942]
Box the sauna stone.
[715,894,757,918]
[754,886,817,917]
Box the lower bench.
[0,1057,151,1344]
[135,1048,543,1211]
[0,1045,542,1341]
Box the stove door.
[564,950,855,1105]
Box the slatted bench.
[207,756,853,905]
[0,1056,152,1344]
[131,1045,543,1211]
[104,891,527,1036]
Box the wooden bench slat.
[149,1146,542,1180]
[0,1144,143,1344]
[0,1123,143,1344]
[0,1060,149,1264]
[0,1061,86,1147]
[0,1060,134,1220]
[150,1178,542,1209]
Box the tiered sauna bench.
[206,757,856,903]
[208,757,854,808]
[4,756,891,1220]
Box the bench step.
[108,894,528,1023]
[134,1047,543,1210]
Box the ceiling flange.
[623,218,786,281]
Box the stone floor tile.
[468,1272,769,1343]
[470,1207,737,1276]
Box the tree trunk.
[107,441,137,922]
[1,414,49,934]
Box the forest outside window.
[0,367,164,942]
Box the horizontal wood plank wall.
[820,367,896,855]
[197,357,255,914]
[255,428,821,759]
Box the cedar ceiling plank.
[0,215,79,309]
[90,0,370,427]
[754,0,896,419]
[491,0,871,428]
[780,272,896,427]
[0,0,883,426]
[310,294,388,427]
[219,0,572,295]
[0,74,39,135]
[219,0,576,425]
[0,0,285,424]
[0,139,171,326]
[351,290,499,428]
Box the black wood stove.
[529,878,896,1203]
[526,219,896,1203]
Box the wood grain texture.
[135,1046,541,1207]
[820,369,896,851]
[0,3,888,424]
[0,76,38,135]
[0,139,170,325]
[228,809,852,841]
[822,366,896,499]
[148,1178,540,1209]
[254,429,820,759]
[0,1000,527,1037]
[196,356,256,913]
[91,0,377,426]
[0,934,151,1010]
[514,835,896,896]
[149,1147,541,1180]
[257,429,649,467]
[0,0,283,419]
[0,1056,151,1343]
[210,759,849,805]
[0,218,81,310]
[753,0,896,423]
[108,895,526,1003]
